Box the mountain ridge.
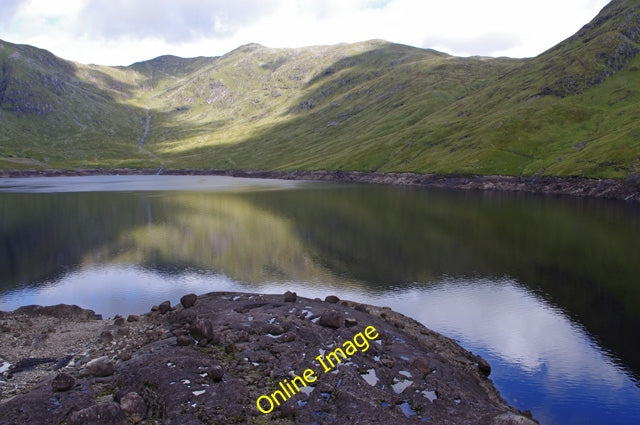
[1,0,639,179]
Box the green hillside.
[1,0,639,178]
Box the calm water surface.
[1,175,639,424]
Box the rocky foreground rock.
[0,292,537,424]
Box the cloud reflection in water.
[2,266,639,425]
[375,278,640,424]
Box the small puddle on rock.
[422,389,438,402]
[392,379,413,394]
[398,401,416,418]
[299,385,314,396]
[361,368,379,386]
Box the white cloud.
[0,0,25,25]
[75,0,273,42]
[0,0,611,65]
[423,33,521,58]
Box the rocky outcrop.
[0,292,537,424]
[537,0,640,97]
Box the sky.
[0,0,611,66]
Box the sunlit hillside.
[1,0,639,178]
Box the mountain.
[1,0,639,179]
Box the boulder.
[412,358,433,376]
[176,335,193,346]
[51,372,75,391]
[68,402,128,425]
[190,319,217,345]
[324,295,340,304]
[158,301,172,314]
[208,365,224,382]
[14,304,96,320]
[86,357,115,377]
[478,357,492,377]
[119,392,147,423]
[345,317,358,327]
[99,330,113,343]
[0,292,536,425]
[319,309,344,328]
[180,293,198,308]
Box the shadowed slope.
[1,0,639,178]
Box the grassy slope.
[0,40,156,169]
[1,0,639,178]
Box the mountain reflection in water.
[1,175,640,425]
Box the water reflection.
[381,280,640,424]
[0,175,304,193]
[3,265,638,424]
[1,175,640,424]
[0,265,242,316]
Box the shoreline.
[1,167,639,201]
[0,292,538,424]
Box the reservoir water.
[1,175,639,424]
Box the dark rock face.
[284,290,297,302]
[13,304,96,320]
[540,0,640,97]
[345,317,358,327]
[158,300,172,314]
[0,380,96,424]
[99,330,113,343]
[180,293,198,308]
[412,358,433,377]
[51,373,75,391]
[319,309,344,328]
[176,334,193,346]
[189,319,217,345]
[86,357,114,377]
[113,342,248,424]
[478,357,492,377]
[116,327,129,336]
[119,392,146,423]
[0,292,537,425]
[68,402,129,425]
[208,365,224,382]
[325,295,340,303]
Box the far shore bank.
[1,168,639,202]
